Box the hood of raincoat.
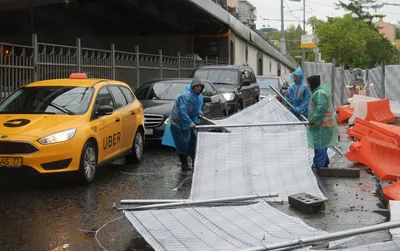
[314,83,331,96]
[290,67,304,85]
[307,75,321,92]
[190,76,205,95]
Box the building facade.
[376,17,396,44]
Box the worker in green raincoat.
[306,75,338,169]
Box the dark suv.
[191,65,260,114]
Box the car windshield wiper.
[35,98,75,115]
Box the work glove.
[190,123,196,130]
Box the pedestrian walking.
[306,75,339,169]
[162,77,204,171]
[284,67,312,118]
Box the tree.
[266,24,304,64]
[396,22,400,39]
[336,0,384,24]
[312,14,396,68]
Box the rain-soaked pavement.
[0,142,191,251]
[0,125,392,251]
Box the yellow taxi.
[0,73,145,183]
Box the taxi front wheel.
[126,129,144,164]
[78,142,97,183]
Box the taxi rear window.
[0,86,94,115]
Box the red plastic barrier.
[365,98,396,124]
[337,105,354,123]
[383,180,400,202]
[345,136,400,181]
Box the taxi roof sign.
[69,73,88,79]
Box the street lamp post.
[280,0,287,55]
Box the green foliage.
[266,24,304,64]
[311,14,398,68]
[336,0,384,24]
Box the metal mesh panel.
[125,201,330,251]
[343,69,352,103]
[192,96,324,201]
[368,67,383,98]
[385,65,400,102]
[303,62,333,91]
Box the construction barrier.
[365,98,396,124]
[383,180,400,201]
[347,118,399,145]
[337,105,354,123]
[346,136,400,182]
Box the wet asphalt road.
[0,125,392,251]
[0,142,191,251]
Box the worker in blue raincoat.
[162,77,204,171]
[284,67,312,118]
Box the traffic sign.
[301,35,319,49]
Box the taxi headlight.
[38,128,77,145]
[164,117,170,124]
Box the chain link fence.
[0,34,227,100]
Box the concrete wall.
[80,35,192,56]
[230,31,291,76]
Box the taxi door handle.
[130,110,136,115]
[115,117,121,122]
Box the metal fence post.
[159,49,163,78]
[76,38,82,72]
[381,62,386,98]
[32,34,38,81]
[205,56,208,65]
[216,56,219,65]
[366,69,369,96]
[331,58,336,106]
[178,52,181,78]
[135,46,140,87]
[111,43,116,79]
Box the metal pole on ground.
[269,85,344,156]
[239,221,400,251]
[118,193,279,211]
[195,121,309,130]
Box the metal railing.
[0,34,227,99]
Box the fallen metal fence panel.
[124,201,335,251]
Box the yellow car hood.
[0,114,86,139]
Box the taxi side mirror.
[97,105,114,116]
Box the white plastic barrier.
[348,95,400,124]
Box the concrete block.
[288,193,326,214]
[389,200,400,239]
[317,167,360,178]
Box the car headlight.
[222,93,235,101]
[38,128,77,145]
[164,117,170,124]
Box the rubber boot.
[179,155,189,171]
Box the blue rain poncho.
[284,67,311,117]
[307,83,338,149]
[162,79,204,154]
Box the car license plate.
[0,157,23,168]
[145,129,154,135]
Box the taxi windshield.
[0,86,94,115]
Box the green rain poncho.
[307,83,339,149]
